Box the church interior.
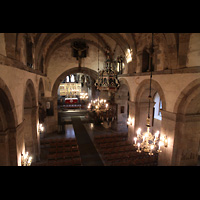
[0,33,200,166]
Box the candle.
[157,141,163,153]
[136,143,141,153]
[149,144,154,156]
[134,137,137,144]
[155,131,159,139]
[137,128,141,137]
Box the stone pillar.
[0,130,10,165]
[44,97,58,136]
[158,110,177,166]
[159,111,200,166]
[173,114,200,166]
[127,101,136,142]
[24,108,35,159]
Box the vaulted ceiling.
[14,33,179,75]
[31,33,135,70]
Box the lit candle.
[155,131,159,139]
[164,136,168,147]
[134,137,137,144]
[137,128,141,137]
[149,144,154,156]
[143,135,145,142]
[131,118,134,126]
[157,141,163,153]
[136,143,141,153]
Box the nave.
[32,109,158,166]
[1,33,200,166]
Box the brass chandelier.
[94,37,120,93]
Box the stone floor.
[39,109,128,166]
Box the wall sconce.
[21,152,32,166]
[127,117,134,126]
[39,123,44,133]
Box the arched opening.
[23,80,38,162]
[114,80,130,132]
[152,92,162,129]
[0,79,18,166]
[50,67,98,135]
[134,79,166,135]
[173,79,200,166]
[38,78,45,123]
[142,50,150,72]
[57,72,97,110]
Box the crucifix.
[71,41,88,68]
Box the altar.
[65,98,78,104]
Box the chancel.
[0,33,200,166]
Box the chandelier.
[80,92,89,100]
[94,39,120,93]
[88,98,108,112]
[132,33,168,156]
[94,59,120,93]
[21,152,32,166]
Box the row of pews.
[32,138,82,166]
[94,133,158,166]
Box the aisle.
[71,116,104,166]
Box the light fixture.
[94,37,120,93]
[133,33,168,156]
[21,152,32,166]
[127,117,134,126]
[87,98,109,112]
[88,98,116,126]
[39,123,44,132]
[80,92,88,100]
[133,128,168,156]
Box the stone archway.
[52,67,98,98]
[23,79,38,161]
[114,78,130,133]
[43,67,99,135]
[0,77,18,166]
[134,78,166,133]
[172,78,200,166]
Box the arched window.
[142,48,155,72]
[25,36,33,68]
[153,92,162,121]
[71,74,75,82]
[142,50,150,72]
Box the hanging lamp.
[94,35,120,93]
